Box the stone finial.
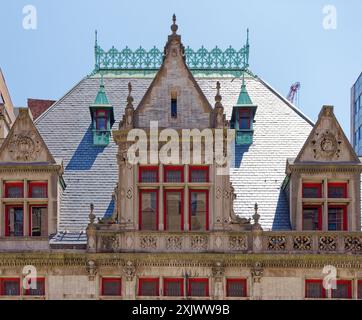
[215,81,222,107]
[171,14,178,34]
[252,203,263,231]
[89,203,96,225]
[127,82,134,108]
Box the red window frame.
[358,280,362,300]
[328,183,348,198]
[226,279,247,297]
[0,278,20,296]
[28,182,48,198]
[302,205,322,231]
[24,277,45,296]
[238,108,252,130]
[163,278,184,297]
[332,280,352,299]
[139,189,159,231]
[164,165,184,183]
[138,166,159,183]
[187,278,209,297]
[328,205,348,231]
[189,189,209,231]
[164,189,184,231]
[28,204,47,237]
[95,109,109,130]
[302,183,322,198]
[5,205,24,237]
[189,166,209,183]
[138,278,159,297]
[101,278,122,296]
[4,182,24,198]
[305,279,326,299]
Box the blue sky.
[0,0,361,137]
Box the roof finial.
[171,14,178,34]
[215,81,222,106]
[246,28,249,47]
[127,82,134,108]
[95,30,98,47]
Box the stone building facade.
[0,17,362,300]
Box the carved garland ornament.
[8,131,42,161]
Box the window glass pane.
[190,168,208,183]
[139,280,158,296]
[27,279,45,296]
[7,207,23,237]
[31,207,47,237]
[303,207,320,230]
[171,99,177,118]
[164,280,182,296]
[328,207,345,231]
[30,184,47,198]
[302,185,321,198]
[328,185,346,198]
[227,280,246,297]
[332,282,350,299]
[6,184,23,198]
[189,280,208,297]
[140,192,157,230]
[102,279,121,296]
[239,117,250,129]
[96,117,107,130]
[165,192,182,231]
[165,169,182,182]
[190,192,207,231]
[3,280,19,296]
[305,281,324,298]
[140,168,158,183]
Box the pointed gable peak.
[93,77,110,106]
[295,105,359,163]
[236,76,253,106]
[0,108,56,164]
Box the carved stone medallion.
[8,131,42,161]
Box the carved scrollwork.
[140,236,157,249]
[123,260,137,281]
[190,235,208,250]
[166,236,182,250]
[101,234,119,252]
[319,236,337,251]
[267,236,286,251]
[293,236,312,251]
[229,236,247,251]
[344,236,362,252]
[8,131,42,161]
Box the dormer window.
[89,79,114,146]
[239,108,252,130]
[171,92,177,118]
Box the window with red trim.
[358,280,362,300]
[164,190,183,231]
[101,278,122,296]
[331,280,352,299]
[95,109,108,131]
[328,206,347,231]
[5,205,24,237]
[189,166,209,183]
[139,166,159,183]
[29,205,47,237]
[0,278,20,296]
[164,166,184,183]
[163,278,184,297]
[328,183,348,198]
[305,280,326,299]
[238,109,252,130]
[189,190,209,231]
[188,278,209,297]
[4,182,24,198]
[28,182,48,198]
[139,190,158,230]
[302,183,322,198]
[226,279,247,297]
[302,206,322,231]
[138,278,159,296]
[25,278,45,296]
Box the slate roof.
[35,73,313,232]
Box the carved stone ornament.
[267,236,286,251]
[101,234,120,252]
[86,260,97,281]
[140,236,157,249]
[229,236,247,251]
[293,235,312,251]
[319,235,337,251]
[251,262,264,283]
[166,236,182,250]
[8,131,42,161]
[344,236,362,252]
[123,260,137,281]
[190,235,208,250]
[212,261,225,280]
[312,130,341,160]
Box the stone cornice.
[286,163,362,175]
[0,164,62,173]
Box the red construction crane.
[287,82,301,105]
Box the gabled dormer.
[89,78,115,146]
[230,77,257,145]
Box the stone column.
[212,262,225,299]
[250,262,264,300]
